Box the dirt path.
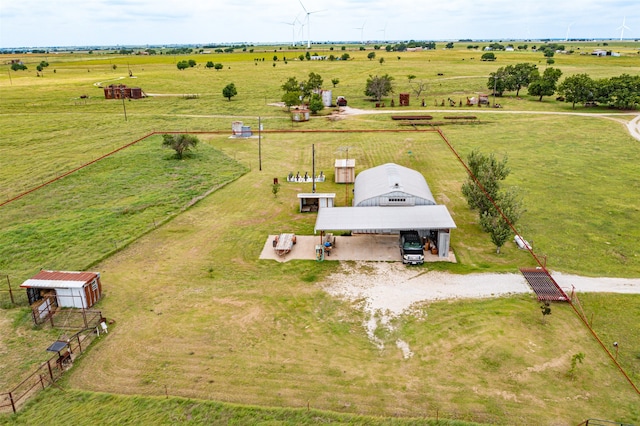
[337,106,640,141]
[322,262,640,358]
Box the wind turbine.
[282,14,301,46]
[565,22,573,42]
[617,16,630,41]
[378,22,388,41]
[299,0,325,48]
[354,20,366,44]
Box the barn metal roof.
[297,193,336,199]
[334,159,355,168]
[352,163,436,207]
[20,270,99,289]
[314,205,456,232]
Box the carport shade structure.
[314,205,456,232]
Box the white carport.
[314,205,456,258]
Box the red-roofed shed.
[21,270,102,309]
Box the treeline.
[488,63,640,109]
[385,41,436,52]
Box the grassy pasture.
[1,43,640,424]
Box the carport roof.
[314,205,456,232]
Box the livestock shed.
[21,270,103,310]
[103,84,144,99]
[315,163,456,258]
[334,159,355,183]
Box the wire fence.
[0,316,104,414]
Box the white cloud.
[0,0,637,47]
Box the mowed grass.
[1,44,640,424]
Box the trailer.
[273,233,296,256]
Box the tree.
[567,353,585,379]
[594,74,640,110]
[331,78,340,87]
[365,74,394,101]
[205,61,214,69]
[11,62,27,71]
[162,134,199,159]
[272,182,281,198]
[479,188,524,253]
[379,57,385,65]
[222,83,237,101]
[177,61,189,70]
[308,93,324,114]
[461,149,510,215]
[409,79,428,98]
[487,67,510,97]
[340,53,350,60]
[528,67,562,101]
[305,72,323,93]
[367,51,376,60]
[214,63,223,71]
[505,63,537,96]
[188,59,196,67]
[445,42,454,49]
[281,76,302,110]
[481,52,496,61]
[558,73,595,109]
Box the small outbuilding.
[21,270,103,310]
[334,159,355,183]
[298,193,336,212]
[291,108,310,122]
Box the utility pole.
[312,144,316,193]
[258,117,262,171]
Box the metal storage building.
[314,163,456,258]
[353,163,436,207]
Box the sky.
[0,0,637,48]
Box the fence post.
[47,359,54,382]
[82,308,87,328]
[39,374,45,390]
[7,275,15,305]
[9,392,15,414]
[77,333,82,354]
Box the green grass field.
[1,41,639,424]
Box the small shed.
[21,270,102,309]
[291,108,310,122]
[298,193,336,212]
[334,159,355,183]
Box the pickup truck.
[400,231,425,265]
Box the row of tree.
[461,150,524,253]
[488,63,640,109]
[281,72,325,113]
[558,73,640,110]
